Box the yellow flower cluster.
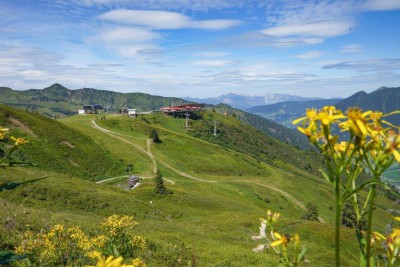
[293,106,400,165]
[131,236,147,250]
[85,255,147,267]
[293,106,400,266]
[15,215,145,266]
[369,227,400,266]
[15,224,92,265]
[0,126,9,140]
[101,214,138,236]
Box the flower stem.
[335,179,342,267]
[365,184,376,267]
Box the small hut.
[128,175,139,189]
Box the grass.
[0,110,397,266]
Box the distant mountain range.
[184,93,321,110]
[246,86,400,128]
[0,83,188,117]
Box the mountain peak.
[44,83,69,91]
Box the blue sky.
[0,0,399,98]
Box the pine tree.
[154,169,169,195]
[150,129,161,143]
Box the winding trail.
[91,120,325,222]
[96,175,175,185]
[240,180,326,223]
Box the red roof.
[160,104,204,112]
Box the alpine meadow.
[1,1,400,266]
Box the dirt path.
[145,138,217,183]
[96,176,128,184]
[96,175,175,185]
[93,120,215,183]
[241,180,326,223]
[91,120,324,222]
[92,120,158,172]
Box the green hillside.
[2,83,188,117]
[209,104,313,150]
[0,104,123,179]
[0,83,313,151]
[247,99,341,128]
[0,105,397,266]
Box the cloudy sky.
[0,0,399,98]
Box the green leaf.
[0,251,29,264]
[320,168,334,184]
[343,180,383,202]
[296,247,307,264]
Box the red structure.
[160,104,205,118]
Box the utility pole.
[213,120,219,136]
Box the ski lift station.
[160,104,205,118]
[78,104,104,114]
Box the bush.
[301,202,319,222]
[150,129,161,143]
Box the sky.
[0,0,399,98]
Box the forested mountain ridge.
[246,98,342,128]
[1,83,189,116]
[246,86,400,128]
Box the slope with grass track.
[0,104,123,179]
[1,109,397,266]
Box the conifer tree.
[154,169,168,195]
[150,129,161,143]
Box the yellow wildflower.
[370,231,386,247]
[387,229,400,255]
[131,258,147,267]
[86,250,103,259]
[266,210,280,225]
[317,106,344,126]
[132,236,147,250]
[91,235,109,247]
[294,233,300,249]
[339,108,370,137]
[9,136,29,146]
[384,130,400,162]
[85,255,136,267]
[292,108,318,125]
[271,232,290,247]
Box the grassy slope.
[0,111,395,266]
[0,104,123,179]
[246,99,341,128]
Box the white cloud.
[198,51,230,58]
[262,20,353,38]
[113,43,162,57]
[191,60,233,67]
[61,0,246,11]
[322,58,400,72]
[88,26,163,59]
[95,27,161,43]
[99,9,242,30]
[294,51,323,59]
[340,44,362,53]
[362,0,400,11]
[253,1,358,46]
[225,32,324,48]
